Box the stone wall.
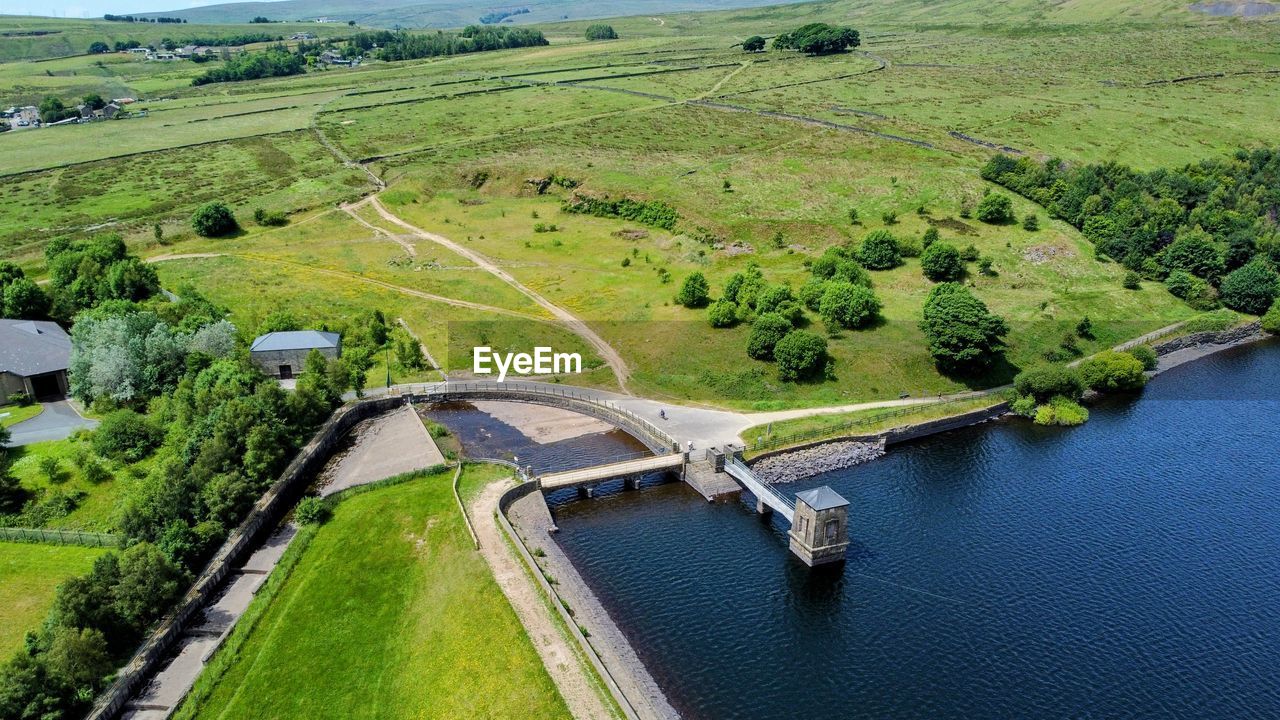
[1151,321,1263,355]
[88,395,404,720]
[249,346,339,378]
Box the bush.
[1163,230,1224,279]
[1219,260,1279,315]
[798,278,827,311]
[1165,270,1219,310]
[1128,345,1159,371]
[1079,350,1147,392]
[8,391,33,407]
[584,24,618,40]
[1013,365,1084,402]
[818,281,881,332]
[81,457,113,485]
[92,409,162,462]
[976,193,1014,224]
[191,202,238,237]
[919,283,1009,374]
[977,256,996,276]
[746,313,793,360]
[920,242,964,282]
[921,226,939,249]
[675,272,710,308]
[1010,394,1037,418]
[1033,396,1089,426]
[253,208,288,227]
[774,331,828,381]
[707,298,737,328]
[1022,213,1039,231]
[1263,303,1280,335]
[856,229,901,270]
[294,496,329,525]
[1123,271,1142,290]
[742,35,765,52]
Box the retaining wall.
[88,396,405,720]
[1151,321,1263,355]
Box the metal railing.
[725,456,795,521]
[0,526,121,547]
[745,396,996,454]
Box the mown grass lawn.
[0,404,42,428]
[5,438,127,532]
[0,541,107,656]
[177,465,570,720]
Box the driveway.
[4,400,98,446]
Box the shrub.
[921,226,939,249]
[1079,350,1147,392]
[818,282,881,332]
[959,243,980,262]
[881,211,898,225]
[856,230,901,270]
[253,208,287,226]
[40,456,65,483]
[1033,396,1089,426]
[8,391,33,407]
[1219,260,1279,315]
[81,457,113,485]
[1022,213,1039,231]
[294,496,329,525]
[754,284,795,317]
[584,24,618,40]
[742,35,765,52]
[798,278,827,311]
[191,202,238,237]
[1013,365,1084,402]
[977,256,995,276]
[675,272,710,308]
[92,409,162,462]
[1010,394,1037,418]
[1165,270,1219,310]
[774,331,828,381]
[976,193,1014,224]
[1128,345,1159,371]
[1263,303,1280,335]
[847,207,859,224]
[920,242,964,282]
[746,313,792,360]
[1076,316,1094,339]
[1123,271,1142,290]
[919,283,1008,374]
[707,299,737,328]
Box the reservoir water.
[545,341,1280,720]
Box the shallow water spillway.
[550,341,1280,720]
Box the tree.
[675,272,711,308]
[1163,230,1223,279]
[773,23,859,55]
[818,281,880,332]
[88,41,110,54]
[1165,270,1219,310]
[920,242,964,282]
[93,409,163,462]
[1218,260,1278,315]
[976,193,1014,224]
[45,627,113,691]
[113,543,189,630]
[1079,350,1147,392]
[919,283,1009,374]
[191,202,238,237]
[3,277,49,318]
[1263,303,1280,335]
[584,24,618,41]
[774,331,828,381]
[82,94,107,111]
[856,229,901,270]
[742,35,765,52]
[746,313,792,360]
[69,310,195,404]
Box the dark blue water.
[549,341,1280,720]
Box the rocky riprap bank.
[751,440,886,484]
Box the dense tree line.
[584,24,618,41]
[982,148,1280,316]
[479,7,529,23]
[351,25,547,62]
[562,193,678,230]
[191,46,305,85]
[103,14,186,22]
[0,240,352,715]
[773,23,859,55]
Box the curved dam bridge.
[403,381,849,566]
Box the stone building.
[249,330,341,380]
[0,319,71,400]
[788,486,850,566]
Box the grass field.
[174,465,571,720]
[0,540,107,656]
[0,404,42,428]
[4,438,127,532]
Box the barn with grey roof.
[0,319,71,400]
[249,330,341,380]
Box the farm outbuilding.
[0,319,71,400]
[249,330,341,380]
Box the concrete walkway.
[119,407,442,720]
[4,400,97,446]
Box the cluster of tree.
[44,234,160,324]
[250,16,274,23]
[772,23,859,55]
[192,46,305,85]
[87,41,111,53]
[103,14,186,22]
[357,25,547,62]
[585,24,618,41]
[112,39,142,51]
[981,149,1280,317]
[919,283,1008,375]
[0,262,48,319]
[1010,346,1154,426]
[562,192,678,230]
[742,35,766,52]
[36,96,78,124]
[479,7,529,23]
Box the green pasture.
[0,541,107,657]
[5,438,128,532]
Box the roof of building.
[796,486,849,511]
[250,330,340,353]
[0,320,71,377]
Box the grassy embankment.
[173,464,570,720]
[0,541,106,655]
